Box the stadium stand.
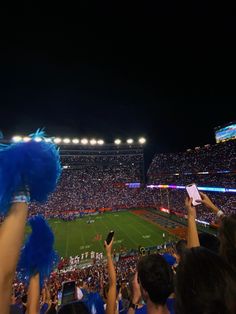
[4,138,236,313]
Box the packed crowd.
[148,140,236,176]
[10,188,236,314]
[29,152,146,213]
[27,140,235,221]
[1,135,236,314]
[148,172,235,188]
[154,188,236,223]
[11,243,177,314]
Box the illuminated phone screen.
[186,184,202,206]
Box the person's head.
[77,279,83,288]
[175,247,236,314]
[175,239,187,263]
[137,254,174,306]
[199,232,220,254]
[219,214,236,271]
[57,301,89,314]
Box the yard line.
[106,213,138,248]
[65,223,69,257]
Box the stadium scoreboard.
[214,121,236,143]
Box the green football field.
[41,211,176,257]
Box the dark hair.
[137,254,174,305]
[57,301,90,314]
[219,214,236,272]
[175,247,236,314]
[21,294,27,303]
[175,239,187,261]
[199,232,220,254]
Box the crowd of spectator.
[26,139,236,225]
[11,242,177,313]
[154,188,236,223]
[1,137,236,314]
[147,140,236,223]
[148,140,236,177]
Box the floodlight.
[114,139,121,145]
[138,137,146,144]
[90,139,97,145]
[12,136,22,142]
[63,138,71,144]
[34,137,42,142]
[54,138,62,144]
[97,139,104,145]
[72,138,79,144]
[23,136,31,142]
[81,138,88,145]
[127,138,134,144]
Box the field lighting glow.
[97,139,104,145]
[12,136,22,142]
[54,138,62,144]
[63,138,71,144]
[139,137,146,144]
[23,136,31,142]
[72,138,79,144]
[127,138,134,144]
[90,139,97,145]
[11,134,147,145]
[114,139,121,145]
[34,137,42,142]
[81,138,88,145]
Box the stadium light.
[63,138,71,144]
[54,138,62,144]
[23,136,31,142]
[81,138,88,145]
[114,139,121,145]
[72,138,79,144]
[45,138,52,142]
[127,138,134,144]
[34,137,42,142]
[97,139,104,145]
[138,137,146,144]
[12,136,22,142]
[90,139,97,145]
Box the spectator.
[104,236,116,314]
[174,240,187,264]
[175,247,236,314]
[219,214,236,272]
[130,254,174,314]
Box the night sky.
[0,3,235,161]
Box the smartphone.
[57,290,62,306]
[61,280,76,305]
[186,183,202,206]
[106,230,114,245]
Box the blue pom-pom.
[17,215,59,288]
[0,130,62,214]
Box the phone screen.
[58,291,62,306]
[106,231,114,245]
[186,183,202,206]
[61,281,76,305]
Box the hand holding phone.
[186,183,202,206]
[104,231,114,254]
[61,281,76,305]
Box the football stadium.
[1,6,236,312]
[1,124,236,313]
[21,126,234,259]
